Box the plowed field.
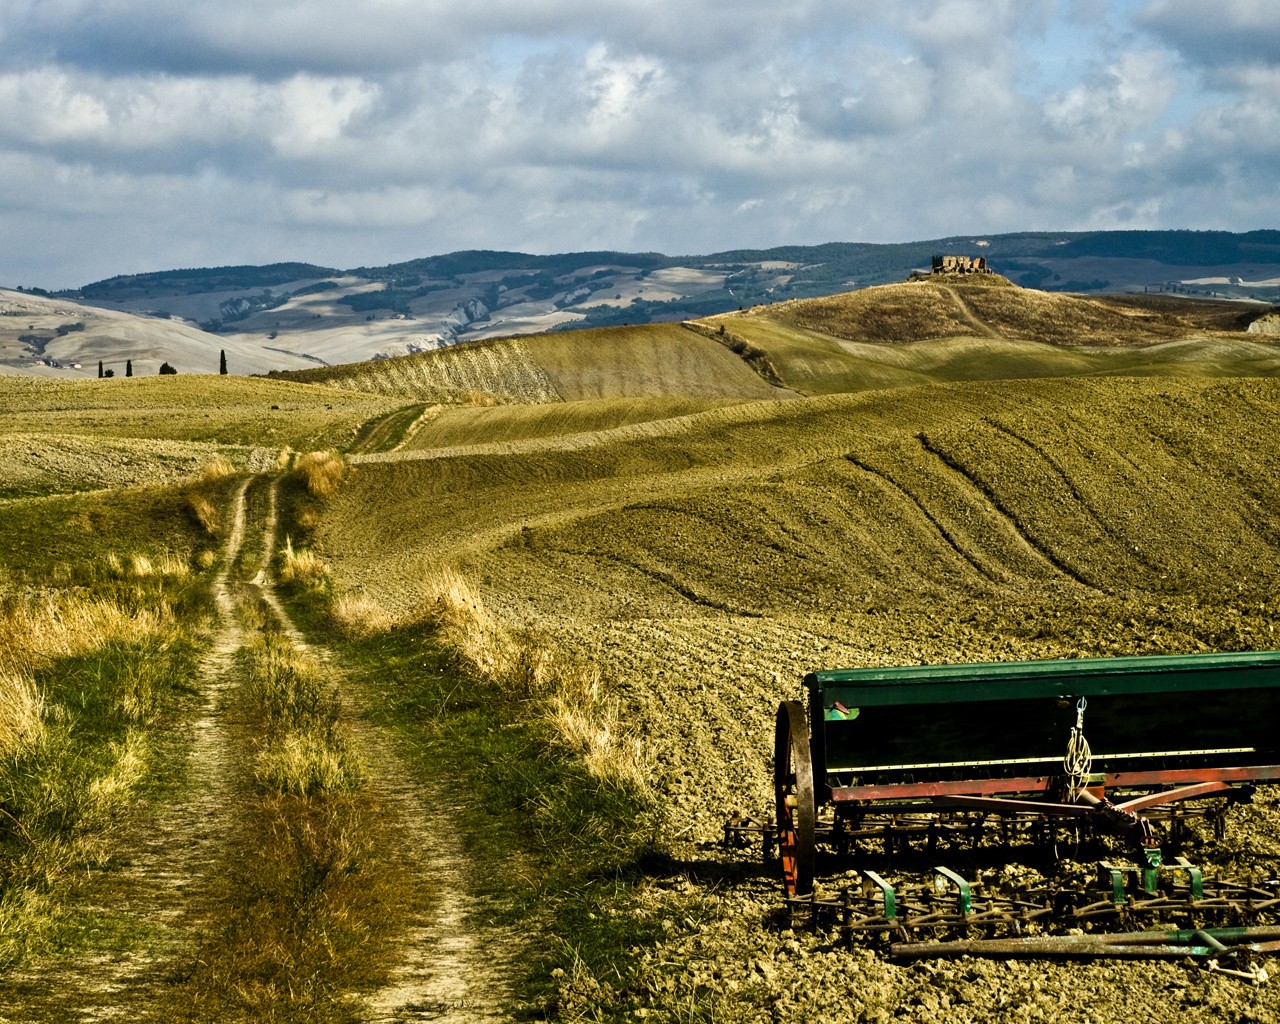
[314,373,1280,1021]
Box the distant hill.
[3,230,1277,378]
[0,288,319,379]
[267,275,1280,404]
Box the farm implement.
[726,650,1280,977]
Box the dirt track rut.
[256,476,513,1022]
[0,473,511,1022]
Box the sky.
[1,0,1277,289]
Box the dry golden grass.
[294,450,349,498]
[244,631,363,796]
[182,456,237,536]
[410,569,518,680]
[403,396,751,451]
[191,455,235,486]
[255,732,361,797]
[278,536,330,588]
[0,374,399,449]
[0,672,44,757]
[0,590,174,678]
[409,569,650,792]
[329,593,395,639]
[84,730,148,811]
[765,276,1204,349]
[103,549,192,581]
[275,323,785,404]
[547,667,651,794]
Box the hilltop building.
[932,254,991,275]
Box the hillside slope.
[271,323,796,404]
[319,375,1280,854]
[700,277,1280,395]
[6,327,1280,1020]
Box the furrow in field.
[915,431,1104,592]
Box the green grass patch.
[0,481,231,585]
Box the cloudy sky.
[1,0,1276,288]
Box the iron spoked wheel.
[774,700,816,897]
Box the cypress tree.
[98,360,103,378]
[126,359,133,377]
[219,349,228,375]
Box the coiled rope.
[1063,696,1092,800]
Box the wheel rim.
[774,700,816,896]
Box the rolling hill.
[0,288,320,378]
[4,229,1275,378]
[268,273,1280,405]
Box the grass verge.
[307,601,670,1020]
[0,605,202,970]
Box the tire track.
[982,416,1162,574]
[842,452,1003,585]
[937,283,1004,338]
[915,432,1103,593]
[255,476,512,1023]
[2,477,260,1022]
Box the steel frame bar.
[829,764,1280,804]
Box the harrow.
[726,650,1280,975]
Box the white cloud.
[0,1,1276,287]
[1042,50,1174,140]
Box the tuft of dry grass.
[255,732,360,797]
[192,455,236,486]
[278,536,329,589]
[294,450,349,498]
[183,455,237,536]
[244,631,362,796]
[329,592,394,639]
[409,569,651,794]
[411,569,518,681]
[547,666,651,794]
[0,590,174,678]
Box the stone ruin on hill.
[932,254,991,275]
